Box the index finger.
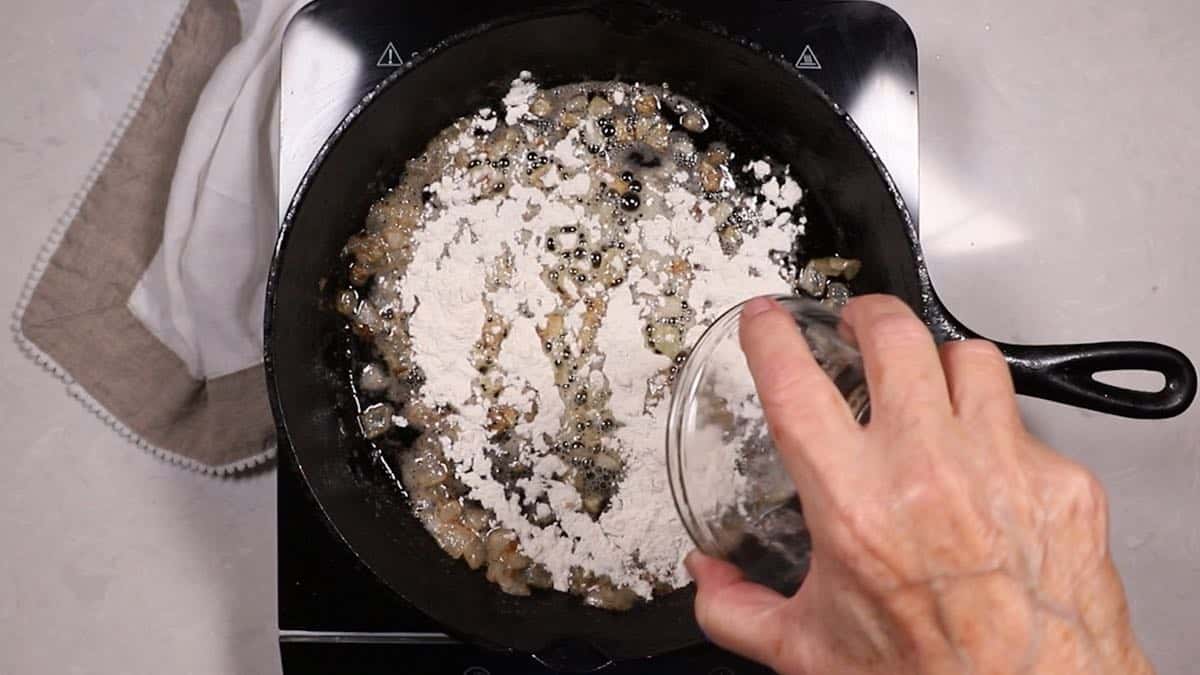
[739,297,861,489]
[841,295,952,422]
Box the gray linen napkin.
[13,0,276,475]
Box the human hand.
[685,295,1154,675]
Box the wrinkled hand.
[686,295,1153,675]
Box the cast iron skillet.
[265,3,1197,671]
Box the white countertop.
[2,1,1197,673]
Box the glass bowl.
[666,296,868,592]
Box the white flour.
[376,74,804,599]
[502,70,537,125]
[690,329,767,526]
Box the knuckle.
[741,304,783,335]
[891,380,949,418]
[891,457,952,512]
[870,378,949,431]
[943,339,1006,367]
[1060,464,1110,527]
[756,361,823,405]
[764,389,847,448]
[1081,473,1110,523]
[741,309,800,354]
[943,340,1020,420]
[847,293,912,318]
[865,312,930,352]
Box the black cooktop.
[278,2,917,673]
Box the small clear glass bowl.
[666,296,868,592]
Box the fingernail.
[742,296,776,319]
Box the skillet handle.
[926,302,1196,419]
[994,341,1197,419]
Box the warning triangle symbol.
[377,42,404,68]
[795,45,822,70]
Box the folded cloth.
[15,0,305,475]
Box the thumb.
[686,551,795,670]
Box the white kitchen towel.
[16,0,308,474]
[128,0,305,380]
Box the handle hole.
[1091,370,1166,393]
